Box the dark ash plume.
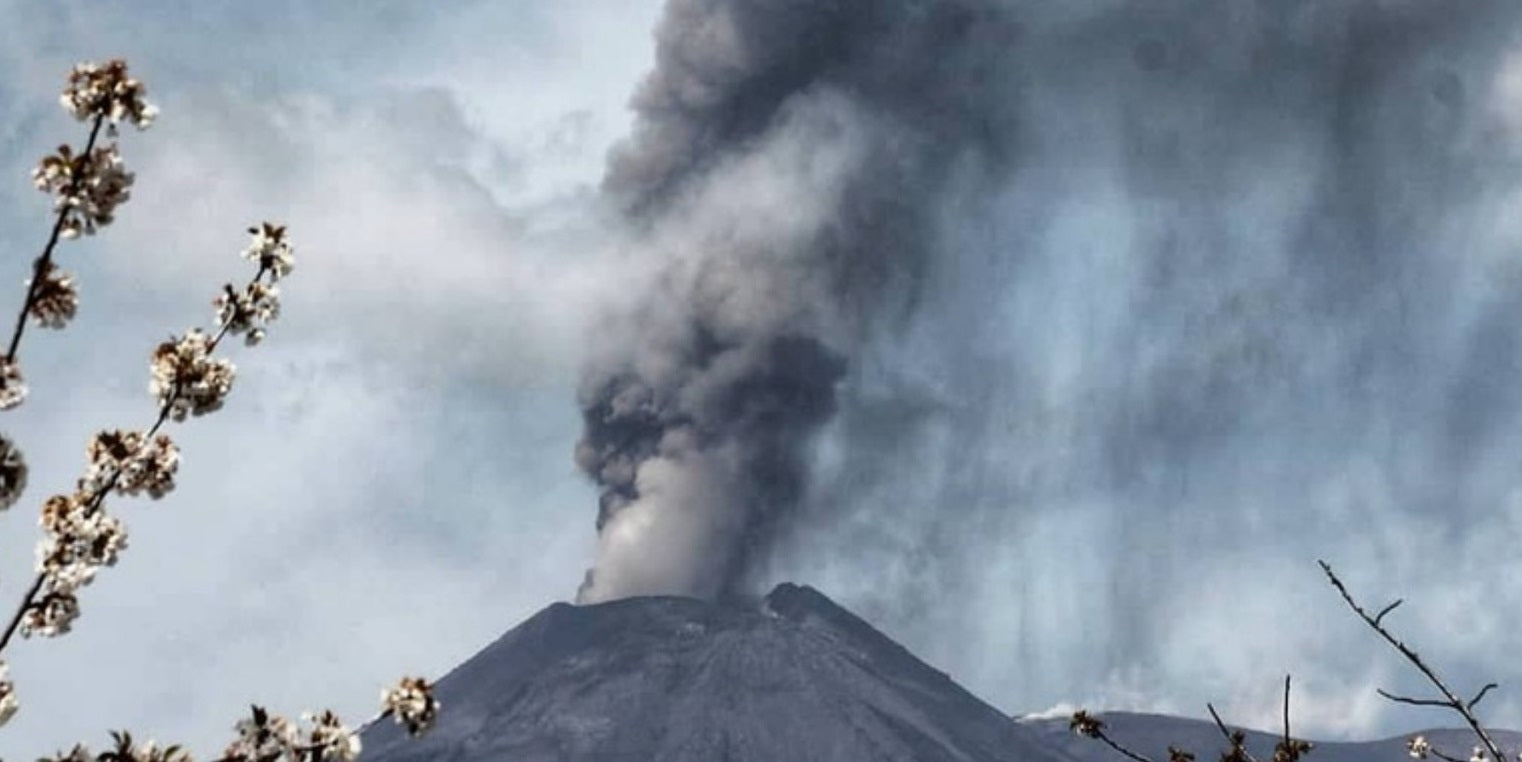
[574,0,1019,602]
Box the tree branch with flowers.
[0,59,442,762]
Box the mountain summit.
[358,583,1067,761]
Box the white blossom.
[82,429,179,499]
[242,223,295,280]
[48,733,191,762]
[381,676,440,737]
[36,495,127,586]
[0,660,17,728]
[33,143,135,238]
[0,359,28,410]
[150,329,235,420]
[224,706,298,762]
[27,263,79,329]
[0,432,27,510]
[59,59,157,130]
[303,710,362,761]
[1408,736,1431,759]
[214,281,281,345]
[21,589,81,638]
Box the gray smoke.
[578,0,1522,733]
[574,0,1020,602]
[747,0,1522,733]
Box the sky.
[2,0,1522,757]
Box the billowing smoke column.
[574,0,1018,602]
[570,0,1522,736]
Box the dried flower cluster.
[60,59,158,130]
[82,429,179,499]
[26,262,80,329]
[382,676,441,737]
[32,143,135,239]
[0,432,28,510]
[151,328,236,420]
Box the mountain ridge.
[359,582,1067,761]
[1020,711,1522,762]
[359,584,1519,761]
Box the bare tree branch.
[1282,675,1292,748]
[1319,560,1505,762]
[1374,599,1403,627]
[1431,747,1469,762]
[1470,684,1499,711]
[1377,689,1458,709]
[1094,732,1159,762]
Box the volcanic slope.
[359,582,1522,761]
[359,583,1073,761]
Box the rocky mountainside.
[359,583,1519,762]
[358,582,1071,761]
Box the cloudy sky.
[3,0,1522,757]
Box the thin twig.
[1430,746,1471,762]
[1374,600,1403,627]
[1318,560,1505,762]
[1378,689,1455,709]
[1282,675,1292,753]
[6,112,106,364]
[1469,684,1499,711]
[1092,732,1159,762]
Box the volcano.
[357,583,1522,762]
[357,583,1070,761]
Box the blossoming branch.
[0,59,439,761]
